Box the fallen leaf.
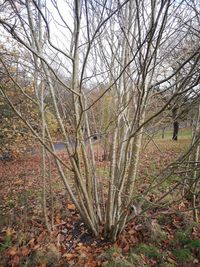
[128,229,135,235]
[7,246,17,256]
[112,252,119,258]
[27,238,35,247]
[178,202,185,210]
[123,243,130,253]
[55,215,61,224]
[33,244,40,250]
[37,231,46,242]
[63,253,75,260]
[86,259,97,267]
[67,203,76,210]
[13,180,23,185]
[10,255,20,267]
[20,246,30,257]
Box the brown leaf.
[123,243,130,253]
[112,252,119,258]
[27,238,35,247]
[178,202,185,210]
[63,253,75,260]
[86,259,98,267]
[128,229,135,235]
[37,231,46,242]
[67,203,76,210]
[55,215,61,224]
[20,246,30,257]
[11,255,20,267]
[33,244,40,250]
[7,246,18,256]
[13,179,23,185]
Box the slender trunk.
[41,83,51,233]
[191,104,200,222]
[172,106,179,141]
[162,127,166,139]
[172,121,179,141]
[105,128,118,236]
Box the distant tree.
[0,44,39,157]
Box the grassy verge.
[156,127,192,140]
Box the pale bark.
[0,0,200,241]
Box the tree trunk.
[162,127,166,139]
[172,121,179,141]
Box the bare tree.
[0,0,200,241]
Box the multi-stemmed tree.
[0,0,200,240]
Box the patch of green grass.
[161,175,179,187]
[103,247,127,267]
[105,246,122,258]
[96,167,109,177]
[157,214,173,226]
[6,198,15,208]
[128,252,145,266]
[170,229,200,262]
[161,264,176,267]
[0,233,12,251]
[172,231,191,246]
[188,239,200,250]
[17,189,39,206]
[134,244,160,260]
[105,251,146,267]
[155,231,168,244]
[156,128,192,140]
[173,248,193,263]
[105,259,135,267]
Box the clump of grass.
[170,228,200,262]
[188,239,200,250]
[157,214,173,226]
[0,231,12,251]
[105,250,145,267]
[134,243,160,260]
[172,231,191,246]
[103,246,122,260]
[173,248,193,263]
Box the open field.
[0,138,199,267]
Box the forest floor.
[0,136,199,267]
